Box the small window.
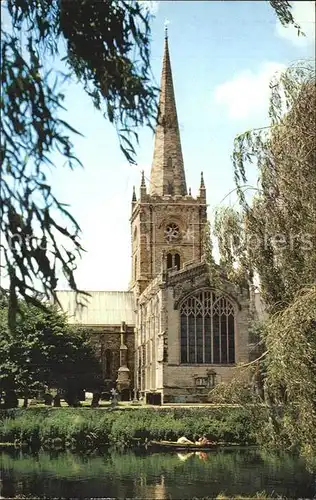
[174,253,180,270]
[167,253,173,269]
[166,252,181,270]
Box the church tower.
[130,30,207,295]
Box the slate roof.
[56,290,135,326]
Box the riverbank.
[0,406,256,451]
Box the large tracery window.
[180,290,235,364]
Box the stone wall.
[130,193,207,293]
[88,325,134,392]
[162,262,250,403]
[162,365,241,403]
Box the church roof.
[56,290,135,326]
[149,31,187,196]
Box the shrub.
[0,406,255,449]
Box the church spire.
[149,31,187,196]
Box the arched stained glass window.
[180,290,235,364]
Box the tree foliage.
[263,287,316,461]
[269,0,304,34]
[1,0,158,330]
[213,62,315,309]
[0,297,102,407]
[209,62,316,468]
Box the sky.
[2,1,315,292]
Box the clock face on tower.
[164,223,180,243]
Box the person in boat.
[195,435,212,446]
[177,452,194,461]
[177,435,212,446]
[177,436,194,444]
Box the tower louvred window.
[167,253,173,268]
[167,252,181,270]
[174,253,180,270]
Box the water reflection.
[177,452,194,461]
[133,473,167,500]
[0,448,314,499]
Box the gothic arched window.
[167,253,173,269]
[180,290,235,365]
[174,253,180,270]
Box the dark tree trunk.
[91,392,100,407]
[53,394,61,407]
[4,391,18,408]
[23,397,28,408]
[44,393,53,406]
[64,390,81,407]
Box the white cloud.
[213,62,286,122]
[275,1,315,47]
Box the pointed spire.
[149,31,187,196]
[199,171,206,200]
[200,172,205,189]
[141,170,146,187]
[132,186,137,203]
[140,170,147,201]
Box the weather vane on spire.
[164,19,170,38]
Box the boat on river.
[148,440,218,451]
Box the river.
[0,448,314,499]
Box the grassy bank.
[0,407,256,450]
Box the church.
[57,33,252,404]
